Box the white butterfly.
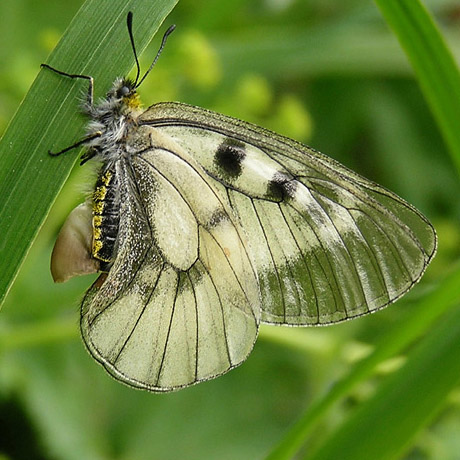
[47,13,437,392]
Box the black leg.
[80,146,101,165]
[41,63,94,106]
[48,131,102,157]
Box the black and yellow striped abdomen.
[92,169,119,271]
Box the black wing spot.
[267,171,298,202]
[214,138,246,179]
[207,208,229,229]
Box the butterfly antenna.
[134,23,176,89]
[127,11,141,87]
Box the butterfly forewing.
[137,102,436,326]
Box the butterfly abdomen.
[92,168,120,270]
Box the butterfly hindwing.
[81,137,260,391]
[137,102,436,326]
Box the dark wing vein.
[278,203,320,322]
[156,271,181,386]
[113,262,165,365]
[249,197,286,319]
[306,187,369,312]
[197,258,232,367]
[186,270,200,382]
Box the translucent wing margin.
[139,102,437,325]
[81,149,260,392]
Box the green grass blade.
[265,265,460,460]
[0,0,178,307]
[307,296,460,460]
[374,0,460,174]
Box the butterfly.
[46,12,437,392]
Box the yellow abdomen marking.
[91,170,114,262]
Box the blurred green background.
[1,0,460,459]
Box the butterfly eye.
[117,86,131,98]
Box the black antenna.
[134,22,176,89]
[127,12,141,87]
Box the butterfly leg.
[41,63,94,106]
[48,131,102,158]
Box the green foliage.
[1,0,459,459]
[308,295,460,460]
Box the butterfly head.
[107,77,141,110]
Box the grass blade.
[374,0,460,173]
[0,0,178,306]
